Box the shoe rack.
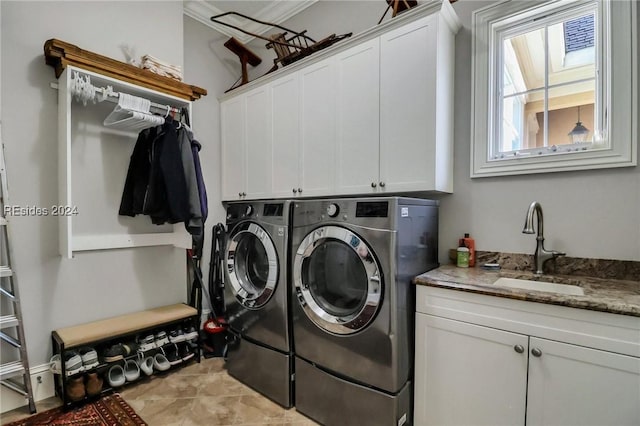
[50,303,200,407]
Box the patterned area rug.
[5,394,147,426]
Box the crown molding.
[184,1,318,44]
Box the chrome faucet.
[522,201,565,274]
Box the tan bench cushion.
[54,303,197,348]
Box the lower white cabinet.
[526,337,640,426]
[415,315,528,426]
[415,286,640,426]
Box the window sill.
[471,146,636,178]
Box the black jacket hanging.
[119,118,190,224]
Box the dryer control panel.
[227,203,254,220]
[263,203,284,216]
[355,201,388,217]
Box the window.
[471,0,637,177]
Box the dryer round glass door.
[226,222,278,309]
[293,226,382,335]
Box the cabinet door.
[415,314,528,426]
[299,57,336,197]
[244,86,272,199]
[221,96,245,200]
[335,39,380,195]
[380,15,437,192]
[271,74,300,198]
[527,337,640,426]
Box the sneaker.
[183,326,199,342]
[154,331,169,347]
[103,344,125,363]
[169,329,185,343]
[137,334,156,352]
[153,353,171,372]
[78,347,99,370]
[138,354,154,376]
[122,341,139,357]
[124,359,140,382]
[179,343,195,362]
[66,376,85,402]
[107,364,126,387]
[64,351,84,376]
[49,354,62,374]
[85,372,103,397]
[165,344,182,366]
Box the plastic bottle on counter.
[456,240,469,267]
[459,233,476,267]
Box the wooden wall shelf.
[44,38,207,101]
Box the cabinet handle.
[513,345,525,354]
[238,192,242,197]
[371,182,377,188]
[293,188,298,194]
[379,181,386,187]
[298,188,303,193]
[242,192,246,197]
[531,348,542,357]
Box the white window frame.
[471,0,637,178]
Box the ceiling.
[184,1,318,44]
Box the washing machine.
[291,197,439,426]
[224,200,292,407]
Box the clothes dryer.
[291,197,438,425]
[224,200,292,407]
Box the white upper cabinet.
[221,96,245,200]
[379,12,455,193]
[271,73,301,198]
[219,0,460,201]
[221,86,271,200]
[245,86,272,199]
[299,58,337,197]
[335,39,380,195]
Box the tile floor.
[1,357,319,426]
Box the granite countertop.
[414,264,640,317]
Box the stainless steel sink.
[493,277,585,296]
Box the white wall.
[441,0,640,262]
[258,0,639,262]
[0,1,189,375]
[244,0,383,79]
[183,15,236,316]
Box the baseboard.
[1,363,56,414]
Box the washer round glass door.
[293,226,382,335]
[226,222,278,309]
